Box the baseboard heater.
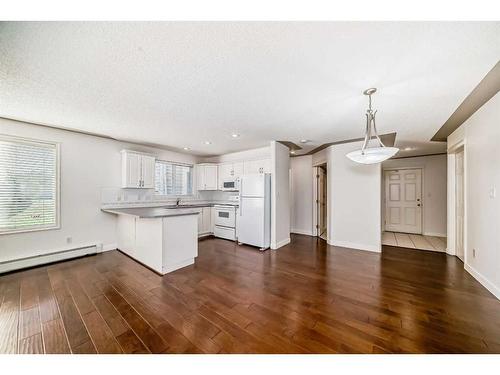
[0,244,98,274]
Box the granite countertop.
[101,201,239,210]
[101,207,202,218]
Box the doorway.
[384,168,423,234]
[316,164,327,239]
[455,147,465,261]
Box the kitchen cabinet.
[196,164,218,190]
[243,159,271,175]
[218,161,244,189]
[121,150,156,188]
[198,207,213,236]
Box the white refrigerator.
[236,174,271,250]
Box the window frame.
[0,134,61,235]
[154,159,194,198]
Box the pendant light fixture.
[346,88,399,164]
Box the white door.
[197,211,203,234]
[202,207,212,233]
[240,174,265,197]
[455,149,465,261]
[261,159,271,173]
[141,155,156,189]
[197,165,206,190]
[244,159,269,174]
[318,167,327,237]
[218,163,233,189]
[233,162,244,179]
[123,152,141,188]
[384,169,422,234]
[237,197,265,247]
[204,165,218,190]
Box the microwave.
[221,178,239,191]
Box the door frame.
[312,163,328,239]
[382,166,424,234]
[448,139,467,263]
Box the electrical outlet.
[66,236,72,244]
[472,248,476,258]
[489,187,496,199]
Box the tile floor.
[382,231,447,252]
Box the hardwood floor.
[1,234,499,354]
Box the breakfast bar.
[102,207,200,275]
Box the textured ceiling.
[1,22,499,156]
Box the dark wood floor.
[1,234,499,354]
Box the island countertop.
[101,207,201,218]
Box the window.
[154,160,193,196]
[0,135,59,234]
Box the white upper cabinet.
[243,159,271,175]
[218,163,233,188]
[140,155,156,189]
[218,162,244,188]
[196,164,218,190]
[121,150,156,189]
[233,162,244,178]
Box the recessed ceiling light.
[183,147,190,151]
[231,133,240,138]
[300,139,309,143]
[204,141,212,145]
[403,147,414,151]
[290,150,296,154]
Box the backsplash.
[101,188,239,208]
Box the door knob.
[417,204,421,207]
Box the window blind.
[0,136,58,233]
[155,161,193,196]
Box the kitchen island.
[102,207,200,275]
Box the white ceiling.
[1,22,499,157]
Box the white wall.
[447,92,500,299]
[0,118,198,263]
[270,141,290,249]
[383,154,447,237]
[290,155,314,236]
[328,141,382,252]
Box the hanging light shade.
[346,88,399,164]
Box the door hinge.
[316,225,319,229]
[316,175,319,178]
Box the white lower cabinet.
[116,213,198,275]
[198,206,213,236]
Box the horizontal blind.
[0,137,58,233]
[155,161,192,196]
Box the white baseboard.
[102,243,117,252]
[0,244,98,274]
[163,258,195,274]
[291,229,314,236]
[464,263,500,300]
[423,232,447,238]
[271,237,291,250]
[329,239,381,253]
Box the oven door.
[214,207,236,228]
